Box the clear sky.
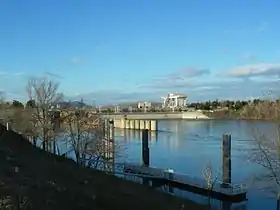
[0,0,280,105]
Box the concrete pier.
[129,120,135,130]
[145,120,151,130]
[150,120,157,131]
[134,120,140,129]
[113,118,158,131]
[120,118,125,129]
[125,120,130,129]
[139,120,145,130]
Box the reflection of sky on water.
[115,120,280,210]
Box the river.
[114,119,279,210]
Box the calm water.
[114,120,279,210]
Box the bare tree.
[62,110,111,168]
[202,160,219,208]
[249,127,280,209]
[26,77,63,152]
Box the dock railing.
[123,163,248,196]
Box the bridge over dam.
[100,111,209,131]
[100,111,209,120]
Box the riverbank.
[0,125,207,210]
[204,110,240,120]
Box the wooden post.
[222,133,232,188]
[52,110,61,132]
[142,129,150,166]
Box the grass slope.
[0,125,207,210]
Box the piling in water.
[222,133,232,188]
[142,129,149,166]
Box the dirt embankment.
[0,125,207,210]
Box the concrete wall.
[182,111,209,119]
[102,111,209,120]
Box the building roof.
[168,93,187,97]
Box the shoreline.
[0,124,208,210]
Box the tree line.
[0,98,275,113]
[0,99,36,109]
[0,77,116,170]
[188,99,272,111]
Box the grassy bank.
[0,125,207,210]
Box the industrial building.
[161,93,187,109]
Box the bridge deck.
[123,164,247,202]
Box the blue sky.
[1,0,280,105]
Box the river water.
[114,119,279,210]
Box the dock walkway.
[123,164,247,202]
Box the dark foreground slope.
[0,125,207,210]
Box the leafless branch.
[26,77,63,151]
[202,160,219,208]
[62,110,112,168]
[248,125,280,206]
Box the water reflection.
[115,129,158,142]
[116,120,280,210]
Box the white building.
[161,93,187,109]
[137,101,152,109]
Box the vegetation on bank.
[0,126,207,210]
[2,76,280,209]
[0,77,210,209]
[204,99,280,121]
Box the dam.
[101,111,209,131]
[101,111,209,120]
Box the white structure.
[114,105,120,113]
[137,101,151,109]
[161,93,187,109]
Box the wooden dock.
[123,164,247,202]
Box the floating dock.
[123,164,247,202]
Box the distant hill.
[59,101,90,109]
